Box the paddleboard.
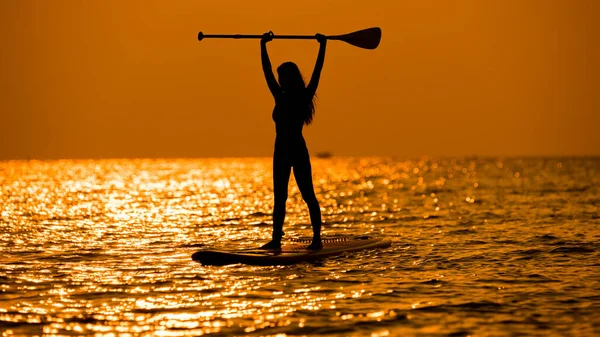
[191,235,391,266]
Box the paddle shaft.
[200,34,338,40]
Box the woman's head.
[277,62,316,125]
[277,62,305,92]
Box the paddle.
[197,27,382,50]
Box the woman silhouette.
[260,31,326,250]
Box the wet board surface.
[191,235,392,266]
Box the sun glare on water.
[0,157,598,336]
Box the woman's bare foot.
[260,240,281,250]
[306,239,323,251]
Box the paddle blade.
[332,27,382,50]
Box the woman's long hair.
[277,62,316,125]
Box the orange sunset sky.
[1,1,598,160]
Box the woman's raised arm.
[306,34,327,98]
[261,32,280,98]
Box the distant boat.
[315,151,333,159]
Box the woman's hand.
[315,33,327,45]
[261,31,274,44]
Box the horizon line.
[2,154,599,162]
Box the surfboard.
[191,235,391,266]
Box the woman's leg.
[263,154,291,249]
[293,155,322,249]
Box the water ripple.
[1,157,599,336]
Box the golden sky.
[1,0,598,159]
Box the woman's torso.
[272,92,309,153]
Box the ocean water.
[0,157,598,336]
